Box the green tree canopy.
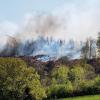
[51,65,69,84]
[0,58,46,100]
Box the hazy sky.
[0,0,67,22]
[0,0,66,36]
[0,0,100,41]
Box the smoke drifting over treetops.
[16,14,65,41]
[0,0,100,42]
[14,0,100,42]
[0,0,99,59]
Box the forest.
[0,33,99,100]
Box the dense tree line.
[0,58,99,100]
[0,58,46,100]
[0,33,100,100]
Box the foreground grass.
[59,95,100,100]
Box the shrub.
[94,76,100,90]
[79,80,96,95]
[69,65,85,84]
[83,64,96,79]
[0,58,46,100]
[46,81,73,99]
[51,65,69,84]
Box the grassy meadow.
[60,95,100,100]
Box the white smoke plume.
[0,0,99,59]
[52,0,100,41]
[16,13,65,41]
[15,0,100,42]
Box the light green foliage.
[47,81,73,99]
[79,79,95,93]
[69,65,85,82]
[69,65,85,90]
[94,76,100,89]
[0,58,99,100]
[83,64,96,79]
[65,81,73,93]
[67,64,99,95]
[0,58,46,100]
[47,65,74,99]
[61,95,100,100]
[51,65,69,84]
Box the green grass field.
[59,95,100,100]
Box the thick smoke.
[15,0,100,41]
[0,0,99,60]
[52,0,100,41]
[16,14,65,41]
[0,35,82,61]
